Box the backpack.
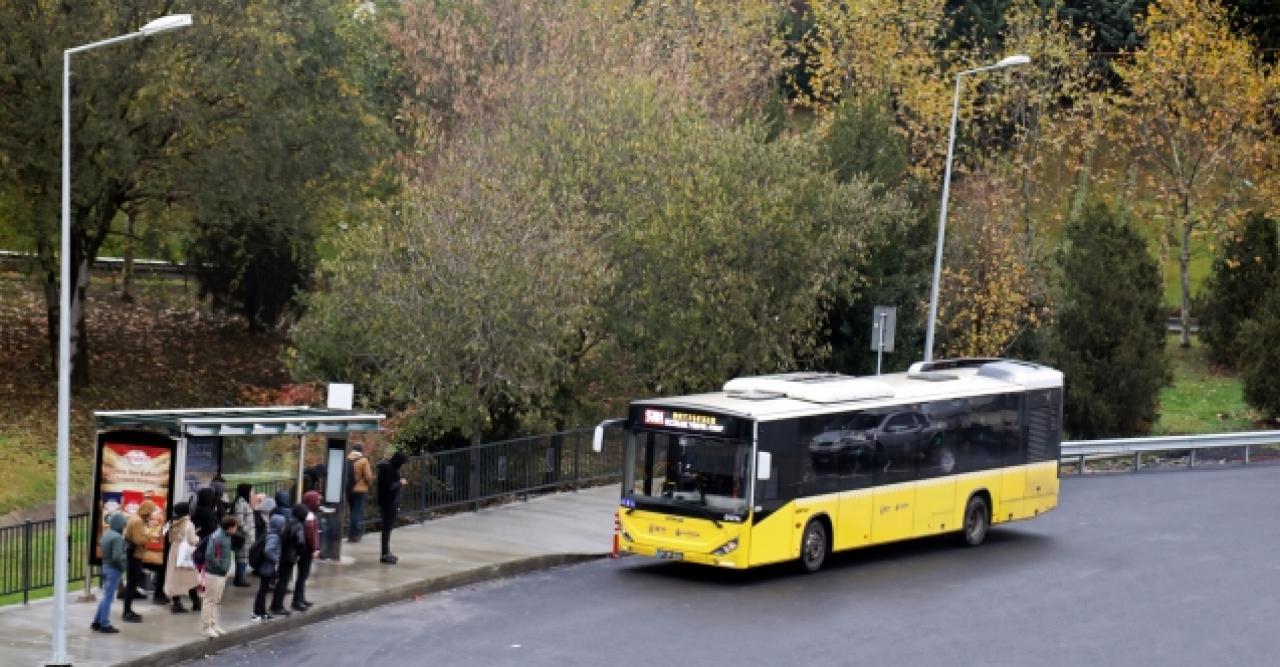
[346,458,356,495]
[248,535,267,570]
[191,533,211,570]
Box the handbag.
[176,539,196,570]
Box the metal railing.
[1060,430,1280,474]
[0,513,92,603]
[363,427,626,528]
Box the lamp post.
[53,14,192,666]
[922,54,1030,363]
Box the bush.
[1047,201,1169,438]
[1198,211,1279,368]
[1238,283,1280,418]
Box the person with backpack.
[269,495,306,617]
[200,515,238,638]
[252,514,284,622]
[291,491,321,612]
[163,502,200,614]
[92,512,128,634]
[232,484,256,587]
[376,451,409,564]
[347,443,374,542]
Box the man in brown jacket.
[347,444,375,542]
[121,500,156,622]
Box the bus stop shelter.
[89,406,384,570]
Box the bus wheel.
[960,495,989,547]
[798,520,828,573]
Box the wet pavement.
[0,486,617,667]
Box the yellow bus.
[601,358,1063,572]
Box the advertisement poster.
[183,436,221,502]
[91,431,176,566]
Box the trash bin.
[319,506,341,560]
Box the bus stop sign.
[871,306,896,353]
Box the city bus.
[596,358,1063,572]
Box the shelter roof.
[94,406,384,437]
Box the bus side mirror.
[756,451,772,480]
[593,418,624,453]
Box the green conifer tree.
[1198,212,1279,368]
[1239,284,1280,418]
[1047,201,1169,438]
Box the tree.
[820,96,931,375]
[0,1,388,382]
[1060,0,1148,54]
[1198,211,1279,367]
[936,173,1047,358]
[1047,201,1169,438]
[1238,283,1280,418]
[1111,0,1277,348]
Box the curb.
[115,553,606,667]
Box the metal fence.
[366,427,626,528]
[1060,430,1280,474]
[0,513,92,603]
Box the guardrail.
[0,249,191,277]
[0,513,92,603]
[1060,430,1280,474]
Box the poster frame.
[89,429,177,567]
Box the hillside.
[0,272,289,515]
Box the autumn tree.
[1198,212,1279,367]
[293,0,915,443]
[1047,201,1169,438]
[0,2,390,380]
[1112,0,1277,347]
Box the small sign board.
[871,306,897,353]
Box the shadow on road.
[617,526,1057,588]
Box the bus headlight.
[711,539,738,556]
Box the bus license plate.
[656,549,683,560]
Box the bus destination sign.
[642,409,726,434]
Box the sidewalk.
[0,486,618,667]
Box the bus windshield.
[627,430,751,518]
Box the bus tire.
[798,519,829,573]
[960,494,989,547]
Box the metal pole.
[52,48,73,665]
[23,520,32,606]
[924,73,963,362]
[876,310,887,375]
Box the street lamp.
[53,14,192,666]
[922,54,1030,363]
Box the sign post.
[871,306,897,376]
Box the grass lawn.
[1153,335,1260,435]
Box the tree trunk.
[121,213,135,302]
[71,254,92,386]
[1179,223,1193,348]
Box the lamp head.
[141,14,193,37]
[994,54,1031,69]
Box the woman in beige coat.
[164,501,200,614]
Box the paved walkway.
[0,486,617,667]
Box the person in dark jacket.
[290,494,319,612]
[376,451,409,564]
[271,490,292,519]
[92,512,128,633]
[269,497,305,616]
[191,488,218,540]
[253,515,284,622]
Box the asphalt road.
[183,466,1280,667]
